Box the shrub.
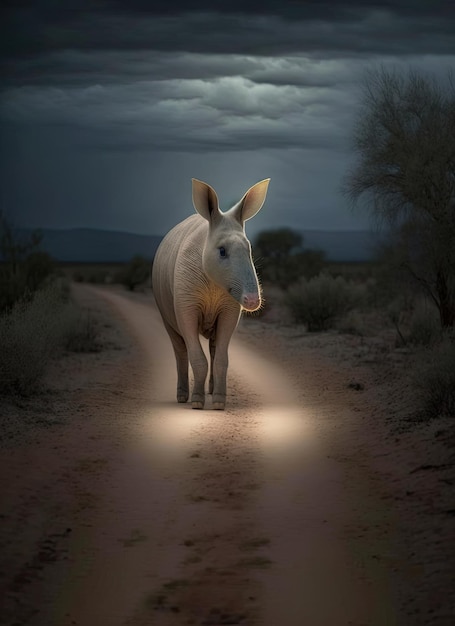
[23,251,56,292]
[416,333,455,418]
[284,273,366,331]
[386,296,442,347]
[64,307,100,353]
[0,284,65,394]
[0,254,56,313]
[0,267,28,312]
[288,250,327,283]
[253,228,328,288]
[336,309,366,336]
[256,249,326,288]
[72,271,85,282]
[387,297,410,347]
[407,300,441,346]
[0,281,99,396]
[120,255,151,291]
[0,213,56,312]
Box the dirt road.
[2,285,450,625]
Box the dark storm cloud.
[1,0,454,233]
[0,70,355,154]
[2,1,455,78]
[2,51,264,88]
[2,0,454,148]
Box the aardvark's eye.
[219,247,226,258]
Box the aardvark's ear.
[192,179,221,223]
[231,179,270,223]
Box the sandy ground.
[0,284,454,626]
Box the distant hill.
[9,227,384,263]
[15,228,162,263]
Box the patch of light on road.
[139,402,232,466]
[260,405,308,445]
[258,404,315,469]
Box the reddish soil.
[0,284,454,625]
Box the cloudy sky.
[1,1,454,238]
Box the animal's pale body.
[152,178,270,409]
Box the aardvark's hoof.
[212,394,226,410]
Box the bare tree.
[343,66,455,327]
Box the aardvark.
[152,178,270,410]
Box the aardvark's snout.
[242,292,261,311]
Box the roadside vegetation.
[69,255,151,291]
[284,273,366,331]
[343,66,455,419]
[254,228,326,289]
[116,255,151,291]
[0,211,152,398]
[255,237,455,421]
[253,67,455,420]
[0,213,100,397]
